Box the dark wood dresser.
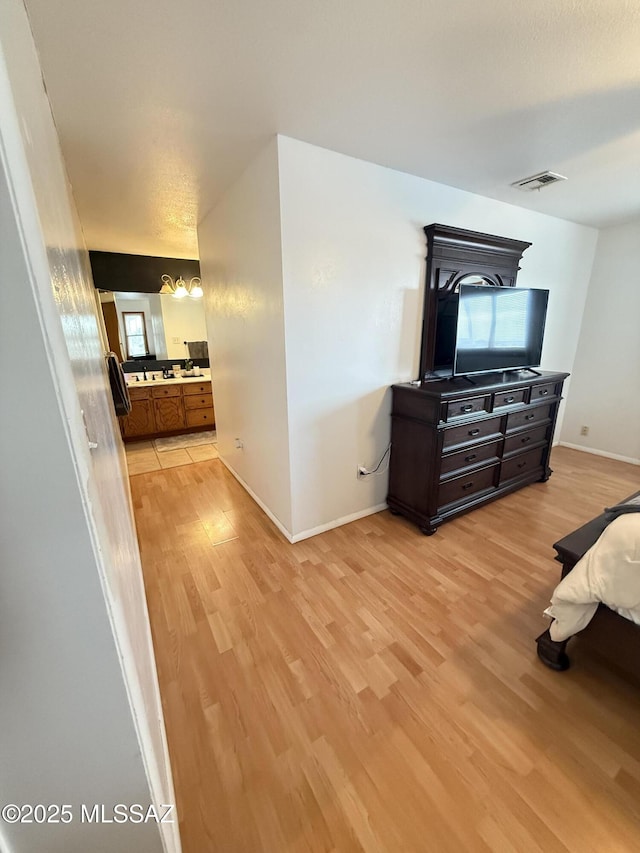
[387,370,568,534]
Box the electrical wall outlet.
[235,438,244,449]
[357,466,368,479]
[580,425,589,436]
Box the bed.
[536,491,640,671]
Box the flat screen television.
[434,285,549,376]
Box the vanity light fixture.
[159,275,203,299]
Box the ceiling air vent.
[511,171,567,192]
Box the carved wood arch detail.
[438,271,507,294]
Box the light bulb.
[173,277,188,298]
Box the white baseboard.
[558,442,640,466]
[218,456,295,542]
[218,455,388,544]
[290,503,388,543]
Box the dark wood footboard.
[538,490,640,673]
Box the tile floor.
[125,439,219,475]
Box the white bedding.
[546,513,640,642]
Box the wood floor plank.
[131,447,640,851]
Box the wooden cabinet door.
[121,399,156,437]
[153,397,186,432]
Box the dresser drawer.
[186,407,215,427]
[437,463,499,510]
[184,393,213,410]
[506,404,552,432]
[530,382,557,402]
[183,382,212,396]
[440,438,502,478]
[493,388,527,409]
[499,447,545,484]
[445,395,489,421]
[503,424,549,456]
[151,384,182,398]
[128,386,151,401]
[442,415,503,450]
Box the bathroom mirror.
[99,290,208,366]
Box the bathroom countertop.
[126,373,211,388]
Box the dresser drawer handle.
[504,396,515,403]
[461,404,473,413]
[521,436,531,444]
[525,414,535,421]
[517,461,527,469]
[468,428,481,436]
[462,481,474,490]
[464,453,477,462]
[539,389,549,395]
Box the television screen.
[453,285,549,376]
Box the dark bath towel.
[106,352,132,416]
[186,340,209,360]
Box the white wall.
[160,295,207,359]
[560,219,640,463]
[198,137,293,533]
[0,2,179,851]
[0,176,166,853]
[277,136,599,538]
[149,292,169,359]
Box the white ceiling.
[24,0,640,258]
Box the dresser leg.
[420,526,437,536]
[536,628,570,671]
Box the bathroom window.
[123,312,149,358]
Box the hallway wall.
[0,1,179,850]
[198,138,293,535]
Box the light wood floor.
[131,447,640,852]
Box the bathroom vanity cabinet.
[119,378,215,440]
